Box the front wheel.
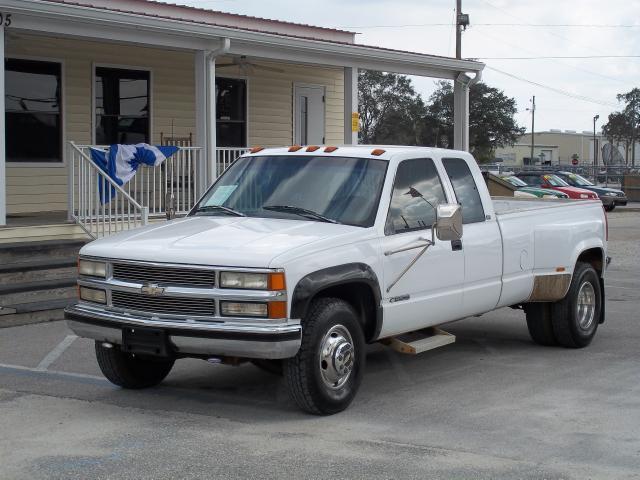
[95,342,175,389]
[284,298,365,415]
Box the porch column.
[453,74,470,152]
[0,25,6,226]
[343,66,358,145]
[195,51,218,194]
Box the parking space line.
[34,335,78,372]
[0,363,106,382]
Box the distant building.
[495,130,638,167]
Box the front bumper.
[65,304,302,359]
[614,196,628,206]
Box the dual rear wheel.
[525,262,602,348]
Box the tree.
[602,112,633,163]
[358,70,424,145]
[615,88,640,166]
[423,81,524,162]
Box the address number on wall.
[0,13,12,27]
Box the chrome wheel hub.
[319,325,354,389]
[577,281,596,331]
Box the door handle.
[451,239,463,251]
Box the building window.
[95,67,150,145]
[5,58,62,163]
[216,78,246,147]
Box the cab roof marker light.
[289,145,303,152]
[306,146,320,152]
[371,149,386,156]
[324,146,338,153]
[249,146,264,154]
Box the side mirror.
[436,204,463,241]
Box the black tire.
[551,262,601,348]
[95,342,175,389]
[284,298,365,415]
[524,303,557,346]
[604,204,615,212]
[250,359,283,375]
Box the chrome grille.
[112,263,215,288]
[111,291,216,317]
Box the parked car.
[501,175,569,199]
[554,171,627,212]
[66,146,608,415]
[515,172,600,201]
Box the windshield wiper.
[193,205,246,217]
[262,205,340,224]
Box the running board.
[381,327,455,355]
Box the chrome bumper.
[65,304,302,359]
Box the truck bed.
[492,196,599,216]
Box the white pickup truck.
[66,146,608,415]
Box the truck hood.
[81,216,362,268]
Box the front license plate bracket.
[122,326,170,357]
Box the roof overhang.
[3,0,484,79]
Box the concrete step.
[0,258,78,285]
[0,298,74,328]
[0,279,78,306]
[0,239,87,264]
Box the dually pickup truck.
[66,146,608,415]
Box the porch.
[0,0,484,241]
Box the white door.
[294,85,325,145]
[379,158,465,338]
[441,157,503,317]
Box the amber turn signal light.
[324,146,338,153]
[288,145,303,152]
[249,146,264,153]
[268,301,287,319]
[371,149,386,156]
[306,146,320,152]
[268,272,286,291]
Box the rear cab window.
[442,158,486,224]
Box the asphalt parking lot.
[1,211,639,480]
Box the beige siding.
[5,34,196,214]
[5,35,345,215]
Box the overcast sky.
[178,0,640,133]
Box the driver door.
[379,158,465,338]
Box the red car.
[515,173,600,200]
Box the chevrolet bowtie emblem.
[141,283,165,296]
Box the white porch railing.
[68,143,249,238]
[68,142,149,239]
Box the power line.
[341,23,640,29]
[479,55,640,59]
[485,66,619,108]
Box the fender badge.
[141,283,165,296]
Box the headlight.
[605,192,617,197]
[78,259,107,278]
[79,287,107,304]
[220,301,287,319]
[220,271,285,290]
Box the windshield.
[192,155,388,227]
[503,176,527,187]
[563,173,594,186]
[542,174,569,187]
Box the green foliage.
[603,88,640,165]
[358,72,523,162]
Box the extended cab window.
[442,158,485,224]
[522,175,542,186]
[386,158,446,235]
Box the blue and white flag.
[90,143,179,204]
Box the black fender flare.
[290,263,383,342]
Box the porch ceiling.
[3,0,484,80]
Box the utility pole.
[456,1,470,59]
[593,115,600,166]
[529,96,536,164]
